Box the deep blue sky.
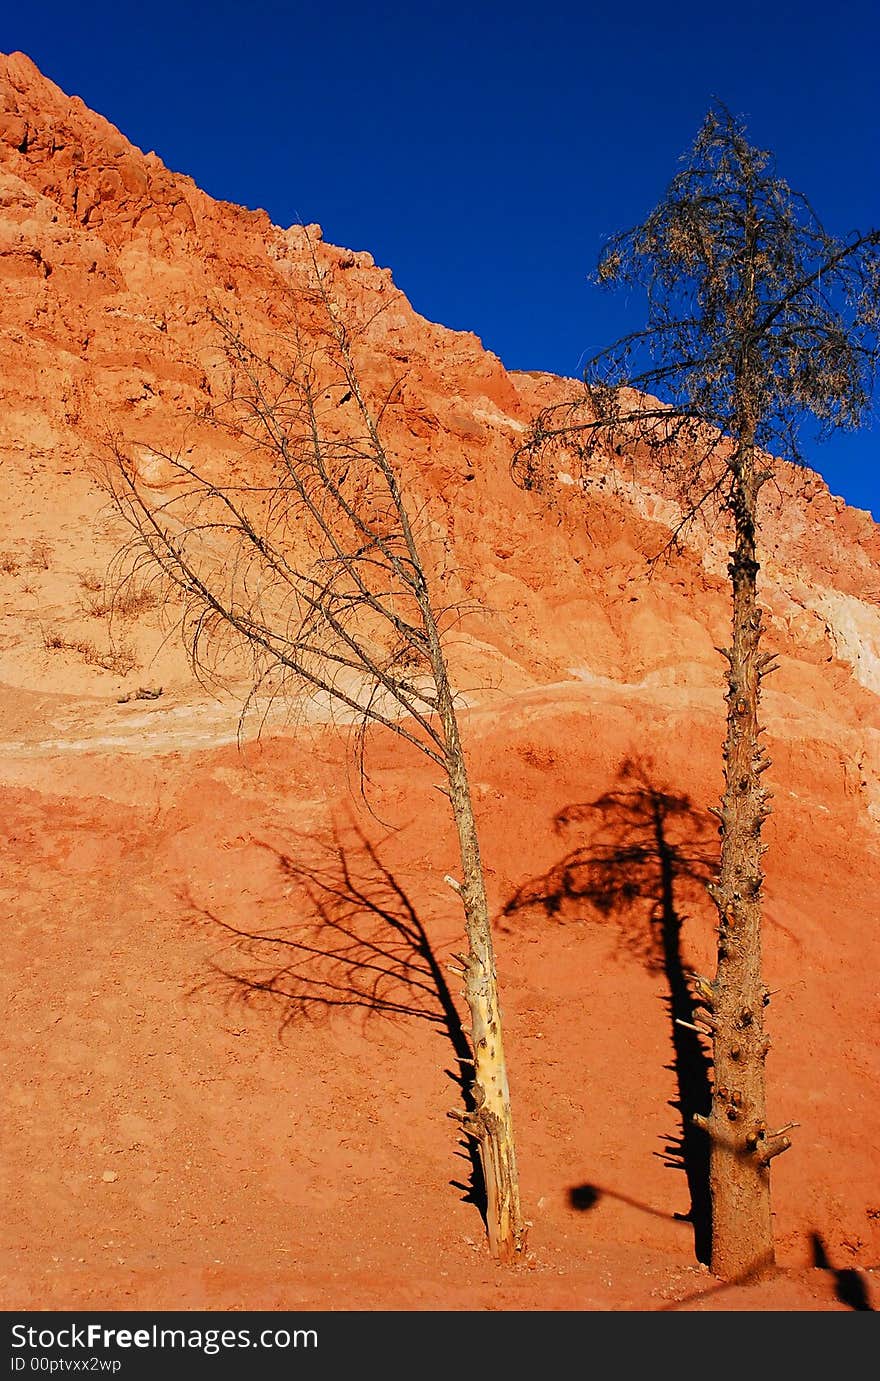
[5,1,879,516]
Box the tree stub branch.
[755,1132,793,1166]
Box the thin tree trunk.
[437,681,526,1262]
[361,388,527,1262]
[698,451,791,1280]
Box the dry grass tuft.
[42,627,137,675]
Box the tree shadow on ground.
[504,755,717,1262]
[657,1230,877,1310]
[810,1232,875,1310]
[185,823,486,1220]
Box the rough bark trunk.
[698,451,791,1280]
[438,685,526,1263]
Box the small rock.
[101,1170,118,1183]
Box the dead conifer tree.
[107,268,526,1262]
[514,105,880,1280]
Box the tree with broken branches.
[106,267,526,1262]
[513,105,880,1280]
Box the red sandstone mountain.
[2,51,878,1310]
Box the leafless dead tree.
[106,261,526,1261]
[513,104,880,1280]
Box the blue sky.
[5,1,879,516]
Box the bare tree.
[106,266,526,1262]
[514,105,880,1280]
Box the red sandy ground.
[3,685,878,1311]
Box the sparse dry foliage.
[82,580,159,620]
[516,105,880,538]
[515,104,880,1281]
[77,569,105,594]
[103,262,526,1261]
[42,626,137,675]
[27,539,53,571]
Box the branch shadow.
[185,822,487,1222]
[658,1231,877,1311]
[504,755,717,1262]
[810,1232,875,1311]
[569,1181,679,1221]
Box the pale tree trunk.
[436,677,526,1262]
[696,446,792,1280]
[360,405,526,1261]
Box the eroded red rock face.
[2,51,878,1311]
